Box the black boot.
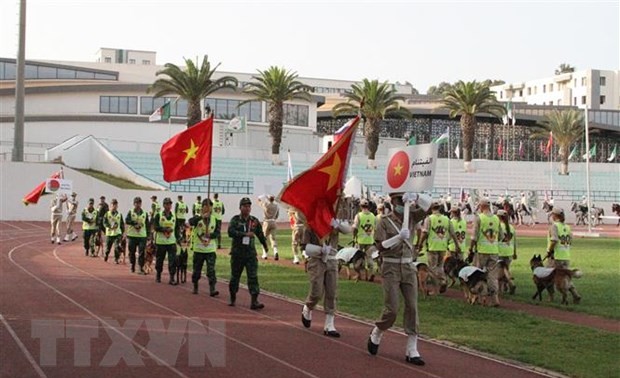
[228,292,236,306]
[156,272,161,283]
[209,285,219,297]
[250,294,264,310]
[192,282,198,294]
[131,264,135,273]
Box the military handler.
[227,197,268,309]
[174,195,188,243]
[81,198,98,256]
[367,192,431,366]
[259,194,280,260]
[103,199,125,264]
[352,199,377,281]
[189,198,220,296]
[469,198,502,306]
[212,193,225,249]
[192,195,203,217]
[125,196,149,274]
[152,197,178,285]
[547,207,580,303]
[447,207,467,260]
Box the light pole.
[12,0,27,162]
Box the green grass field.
[189,230,619,378]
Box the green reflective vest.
[428,213,450,251]
[357,212,376,245]
[155,212,176,245]
[175,202,187,220]
[448,218,467,252]
[191,214,217,253]
[82,208,98,230]
[548,222,571,261]
[477,213,499,254]
[498,223,515,257]
[212,200,224,221]
[193,201,202,216]
[105,211,122,237]
[126,209,147,238]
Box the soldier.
[103,199,124,263]
[189,198,220,296]
[417,202,460,293]
[192,195,203,217]
[447,207,467,260]
[227,197,268,309]
[149,195,161,237]
[301,205,352,337]
[152,197,178,285]
[259,194,279,260]
[367,192,431,366]
[125,196,149,274]
[469,198,503,306]
[547,207,581,303]
[81,198,98,256]
[50,194,66,245]
[212,193,225,249]
[174,195,188,243]
[96,196,109,249]
[288,209,305,265]
[64,192,79,242]
[352,199,377,281]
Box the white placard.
[383,143,438,193]
[45,178,73,194]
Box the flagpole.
[448,128,451,192]
[584,106,592,233]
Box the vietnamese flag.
[160,116,213,182]
[23,170,63,205]
[279,116,360,239]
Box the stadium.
[0,49,618,222]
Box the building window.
[558,99,562,105]
[543,85,546,93]
[283,104,309,127]
[527,87,531,95]
[600,77,606,86]
[104,57,111,63]
[600,95,606,105]
[581,96,586,105]
[100,96,138,114]
[581,77,587,86]
[499,91,503,99]
[549,83,553,92]
[534,86,537,94]
[142,60,151,65]
[129,59,136,64]
[574,79,577,87]
[203,98,262,122]
[518,90,523,97]
[574,97,577,106]
[549,101,553,105]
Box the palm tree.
[148,55,238,127]
[555,63,575,75]
[332,79,411,168]
[441,81,506,172]
[241,66,312,164]
[530,109,584,175]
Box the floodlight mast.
[12,0,27,162]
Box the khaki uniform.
[374,209,426,334]
[302,227,340,315]
[50,197,64,241]
[65,197,79,241]
[290,210,305,259]
[261,201,279,251]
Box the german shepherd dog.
[115,235,127,264]
[175,247,188,284]
[497,260,516,295]
[447,257,488,305]
[337,246,367,282]
[443,254,464,288]
[413,262,433,298]
[530,254,582,305]
[143,240,155,275]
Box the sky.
[0,0,618,92]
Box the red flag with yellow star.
[279,116,360,239]
[160,116,213,182]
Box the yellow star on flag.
[319,153,342,190]
[182,139,200,165]
[393,161,403,176]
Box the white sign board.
[45,178,73,194]
[383,143,438,193]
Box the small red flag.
[279,116,360,239]
[545,131,553,156]
[23,170,62,205]
[160,117,213,182]
[497,139,503,157]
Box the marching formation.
[48,187,581,369]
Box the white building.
[492,69,619,110]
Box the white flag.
[287,150,294,182]
[608,145,617,162]
[454,143,460,159]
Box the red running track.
[0,221,560,378]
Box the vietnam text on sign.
[383,143,438,193]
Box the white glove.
[305,244,323,258]
[402,192,416,203]
[381,235,402,249]
[321,244,331,255]
[258,194,266,202]
[416,194,433,212]
[330,218,340,229]
[398,228,411,241]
